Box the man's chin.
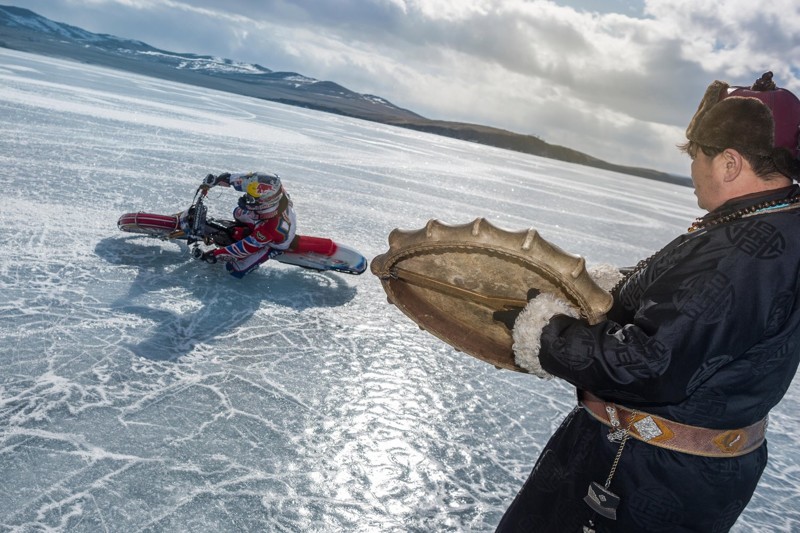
[693,191,704,210]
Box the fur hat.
[686,72,800,159]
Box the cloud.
[16,0,800,175]
[643,1,800,83]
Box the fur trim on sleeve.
[512,293,578,378]
[587,263,624,292]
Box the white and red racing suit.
[210,172,297,277]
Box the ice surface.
[1,48,798,532]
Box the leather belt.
[579,391,767,458]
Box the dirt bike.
[117,187,368,275]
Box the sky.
[14,0,800,176]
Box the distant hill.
[0,4,691,186]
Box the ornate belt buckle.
[633,415,663,441]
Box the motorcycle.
[117,187,368,275]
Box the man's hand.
[492,288,541,329]
[510,291,579,378]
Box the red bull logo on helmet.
[244,173,281,199]
[246,180,277,198]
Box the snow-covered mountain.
[0,3,114,42]
[0,4,689,185]
[1,47,798,532]
[0,4,418,122]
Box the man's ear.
[720,148,744,183]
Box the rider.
[197,171,297,278]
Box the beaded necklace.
[687,193,800,233]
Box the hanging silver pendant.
[584,481,620,520]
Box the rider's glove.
[192,247,218,264]
[202,172,231,188]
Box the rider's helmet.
[240,172,285,214]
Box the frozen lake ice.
[1,48,798,532]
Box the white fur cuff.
[587,263,624,292]
[512,293,578,378]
